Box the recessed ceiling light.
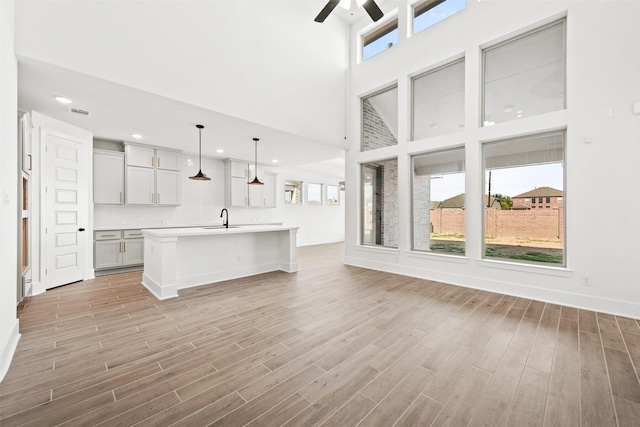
[54,96,72,104]
[272,159,278,163]
[131,133,142,139]
[216,149,224,153]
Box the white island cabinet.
[141,225,298,300]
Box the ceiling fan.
[315,0,384,23]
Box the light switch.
[633,101,640,115]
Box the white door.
[45,134,88,288]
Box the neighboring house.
[512,187,563,210]
[437,193,502,209]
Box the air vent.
[69,107,91,116]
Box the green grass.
[431,243,563,264]
[430,243,466,254]
[485,248,563,264]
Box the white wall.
[95,153,345,247]
[345,0,640,318]
[276,166,346,247]
[0,0,20,382]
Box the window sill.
[476,258,573,277]
[405,250,469,264]
[356,245,400,255]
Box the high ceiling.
[14,0,375,171]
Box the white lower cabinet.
[94,230,144,271]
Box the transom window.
[413,0,466,35]
[363,18,398,61]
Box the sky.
[430,163,564,201]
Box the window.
[362,159,398,248]
[412,147,465,254]
[362,86,398,151]
[326,185,340,205]
[524,198,530,203]
[363,18,398,61]
[557,197,563,203]
[284,180,302,204]
[483,131,565,265]
[539,197,543,203]
[306,183,323,205]
[483,20,565,126]
[412,59,465,140]
[413,0,466,35]
[546,196,551,203]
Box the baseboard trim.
[0,319,21,382]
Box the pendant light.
[189,124,211,181]
[248,137,264,186]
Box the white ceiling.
[13,0,381,171]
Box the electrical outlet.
[581,276,592,286]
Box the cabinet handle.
[151,193,154,204]
[27,154,32,171]
[158,158,160,168]
[151,156,154,167]
[102,234,116,237]
[123,242,126,252]
[119,192,123,203]
[157,193,160,204]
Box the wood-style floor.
[2,243,640,426]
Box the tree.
[493,193,513,210]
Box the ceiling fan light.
[338,0,351,10]
[355,0,367,7]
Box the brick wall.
[362,98,397,151]
[381,158,398,247]
[413,174,431,250]
[430,208,564,241]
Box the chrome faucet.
[220,208,229,228]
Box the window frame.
[361,14,399,62]
[306,182,324,205]
[412,0,466,36]
[480,19,566,127]
[481,130,567,267]
[326,184,340,206]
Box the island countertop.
[141,224,298,238]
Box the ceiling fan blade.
[362,0,384,22]
[314,0,341,23]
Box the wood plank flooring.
[2,242,640,426]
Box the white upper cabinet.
[124,142,182,206]
[224,159,276,208]
[126,144,155,168]
[156,169,181,205]
[93,150,124,204]
[156,149,181,171]
[263,173,277,208]
[125,166,155,205]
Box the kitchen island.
[141,225,298,299]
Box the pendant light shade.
[248,137,264,186]
[189,124,211,181]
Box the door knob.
[78,228,85,232]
